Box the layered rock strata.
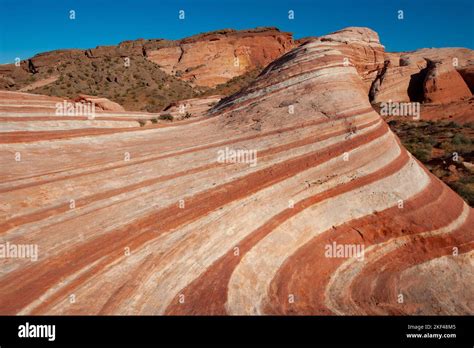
[0,28,472,316]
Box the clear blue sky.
[0,0,473,64]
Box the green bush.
[425,135,437,146]
[159,114,174,121]
[445,121,461,128]
[452,134,471,145]
[405,143,432,162]
[412,148,431,162]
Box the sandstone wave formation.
[0,27,473,315]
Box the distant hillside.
[0,27,294,112]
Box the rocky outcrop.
[369,58,422,102]
[75,94,126,112]
[26,50,85,73]
[162,95,222,118]
[0,27,471,316]
[84,38,176,59]
[423,60,471,104]
[297,27,385,93]
[456,65,474,93]
[0,75,15,89]
[370,48,474,103]
[3,26,472,117]
[146,27,295,87]
[0,28,294,91]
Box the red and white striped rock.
[0,90,169,133]
[0,27,472,316]
[161,95,223,119]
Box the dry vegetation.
[7,59,262,113]
[29,56,200,112]
[201,68,263,97]
[388,119,474,206]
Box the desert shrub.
[445,121,461,128]
[426,135,437,146]
[387,120,398,127]
[159,114,174,121]
[452,134,471,145]
[405,143,432,162]
[412,148,431,162]
[138,119,147,127]
[459,176,474,185]
[413,148,431,163]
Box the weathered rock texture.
[0,27,294,90]
[162,95,223,118]
[0,27,472,316]
[370,48,474,103]
[0,90,174,134]
[423,60,471,104]
[75,94,126,112]
[146,28,294,87]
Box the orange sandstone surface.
[146,27,295,87]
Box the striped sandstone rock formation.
[0,27,472,315]
[161,95,223,119]
[0,91,164,136]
